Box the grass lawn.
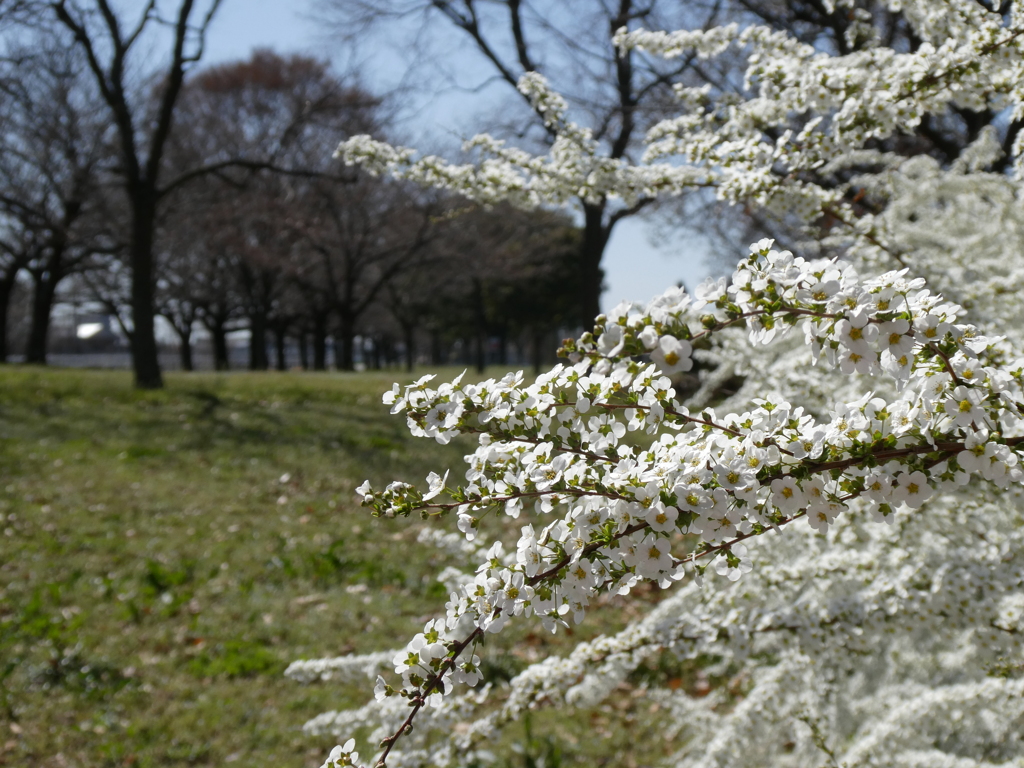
[0,367,687,768]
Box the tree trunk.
[472,277,487,373]
[299,331,309,370]
[430,329,443,365]
[177,325,193,372]
[580,202,610,329]
[130,192,164,388]
[312,316,327,371]
[532,330,544,375]
[403,323,416,372]
[0,275,15,363]
[337,311,355,371]
[249,312,268,371]
[211,320,230,371]
[25,272,58,365]
[497,327,508,367]
[372,336,383,370]
[275,328,287,371]
[474,331,486,373]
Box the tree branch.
[157,159,354,199]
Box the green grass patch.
[0,366,692,767]
[187,640,284,680]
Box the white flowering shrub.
[290,2,1024,766]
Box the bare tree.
[0,36,114,363]
[173,50,380,179]
[178,51,379,370]
[50,0,223,388]
[290,173,447,371]
[165,48,437,373]
[154,199,209,371]
[153,50,380,371]
[407,203,581,372]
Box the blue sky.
[202,0,721,311]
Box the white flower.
[803,477,828,508]
[862,472,894,503]
[310,24,1024,763]
[596,324,625,357]
[422,470,449,501]
[770,476,805,513]
[787,427,827,459]
[712,542,753,581]
[798,277,840,304]
[806,499,842,533]
[838,346,876,375]
[715,461,755,493]
[891,471,933,509]
[633,533,675,580]
[323,739,358,768]
[692,276,728,311]
[373,675,389,702]
[355,480,373,503]
[837,310,878,354]
[878,318,915,357]
[957,431,989,474]
[915,313,951,343]
[944,386,989,429]
[638,325,660,350]
[645,503,679,533]
[881,349,914,381]
[650,334,693,374]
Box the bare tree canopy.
[47,0,224,388]
[0,32,116,363]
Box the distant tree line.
[0,2,583,385]
[4,0,1005,387]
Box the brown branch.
[927,341,965,386]
[143,0,198,185]
[158,159,354,199]
[51,1,140,180]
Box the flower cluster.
[307,238,1024,767]
[338,1,1024,247]
[293,3,1024,766]
[302,481,1024,767]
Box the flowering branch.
[320,237,1024,767]
[299,5,1024,766]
